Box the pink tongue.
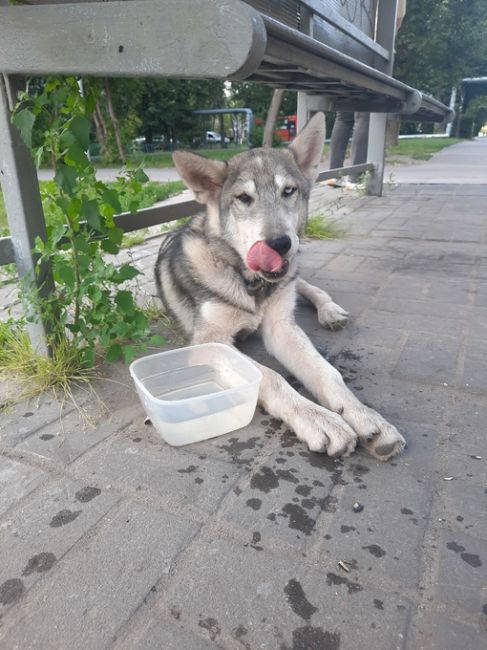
[246,241,284,273]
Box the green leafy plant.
[304,214,345,240]
[11,77,165,370]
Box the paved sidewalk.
[1,142,487,649]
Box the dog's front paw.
[317,302,349,330]
[293,405,357,457]
[342,405,405,461]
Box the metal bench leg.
[0,75,53,355]
[366,112,388,196]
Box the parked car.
[132,135,166,152]
[205,130,230,144]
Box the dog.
[154,113,405,460]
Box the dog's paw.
[293,406,357,457]
[341,405,405,461]
[317,302,349,330]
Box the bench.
[0,0,452,352]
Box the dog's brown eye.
[283,186,296,197]
[237,193,252,205]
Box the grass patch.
[305,214,345,240]
[106,146,249,169]
[0,320,95,402]
[0,190,7,234]
[387,137,463,161]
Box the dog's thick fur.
[155,114,405,460]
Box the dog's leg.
[296,278,348,330]
[262,299,405,461]
[191,305,357,457]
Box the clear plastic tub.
[129,343,262,446]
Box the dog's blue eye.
[237,193,252,205]
[283,186,296,197]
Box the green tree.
[395,0,487,102]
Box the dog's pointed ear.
[173,151,227,204]
[289,113,326,184]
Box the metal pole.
[366,0,399,196]
[0,75,53,355]
[445,86,457,137]
[296,4,313,133]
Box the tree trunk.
[94,100,109,157]
[385,114,401,148]
[263,89,284,147]
[104,78,126,163]
[218,114,226,149]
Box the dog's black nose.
[266,236,292,255]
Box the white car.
[205,130,230,144]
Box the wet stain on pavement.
[326,572,363,594]
[22,552,56,576]
[50,509,81,528]
[75,486,101,502]
[282,503,316,536]
[177,465,198,474]
[284,579,318,620]
[281,626,340,650]
[218,437,261,464]
[341,525,356,533]
[250,466,279,493]
[446,541,482,567]
[198,617,221,641]
[244,531,264,552]
[0,578,24,605]
[246,498,262,510]
[295,485,312,497]
[362,544,386,558]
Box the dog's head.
[173,113,325,282]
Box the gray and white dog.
[155,113,405,460]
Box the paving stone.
[219,438,342,550]
[0,500,199,650]
[314,422,438,589]
[0,457,47,518]
[115,616,220,650]
[373,297,465,320]
[392,332,461,386]
[467,307,487,340]
[17,407,135,466]
[71,432,242,518]
[428,614,487,650]
[325,323,407,350]
[426,278,472,304]
[474,283,487,308]
[462,339,487,392]
[351,376,450,428]
[435,530,487,613]
[325,254,366,274]
[304,277,381,296]
[359,309,464,336]
[0,477,119,615]
[188,412,279,467]
[0,395,76,447]
[165,538,412,650]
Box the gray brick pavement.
[1,181,487,649]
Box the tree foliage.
[394,0,487,102]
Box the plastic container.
[129,343,262,446]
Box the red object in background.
[275,115,297,142]
[254,115,297,142]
